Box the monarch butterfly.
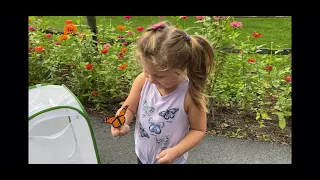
[104,105,129,128]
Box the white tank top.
[134,78,190,164]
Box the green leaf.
[261,111,272,120]
[272,112,286,129]
[279,118,286,129]
[203,22,211,27]
[98,71,108,74]
[256,111,261,120]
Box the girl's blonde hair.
[136,21,214,112]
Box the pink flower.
[124,16,132,20]
[180,16,188,19]
[230,21,243,28]
[152,22,165,29]
[127,31,133,35]
[55,41,61,45]
[195,16,205,21]
[103,43,111,49]
[213,22,219,25]
[29,26,36,31]
[45,33,52,38]
[158,16,164,18]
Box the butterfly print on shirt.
[139,123,150,138]
[158,108,179,123]
[142,100,155,118]
[148,118,165,135]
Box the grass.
[38,16,291,48]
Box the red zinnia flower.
[284,76,292,83]
[86,63,93,70]
[92,90,99,96]
[101,48,108,54]
[124,16,132,20]
[253,32,262,38]
[136,26,144,32]
[45,33,52,38]
[265,65,272,71]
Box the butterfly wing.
[118,105,129,116]
[104,105,128,128]
[168,108,179,119]
[158,110,169,120]
[146,107,155,115]
[154,127,161,134]
[104,116,116,124]
[112,117,122,128]
[162,135,170,146]
[149,123,155,132]
[140,128,150,138]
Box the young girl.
[110,21,214,164]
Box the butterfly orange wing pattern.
[104,105,129,128]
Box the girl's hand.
[156,148,179,164]
[111,124,130,136]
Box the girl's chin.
[155,84,165,89]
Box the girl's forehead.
[142,61,171,74]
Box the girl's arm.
[173,92,207,156]
[157,92,206,163]
[115,72,146,125]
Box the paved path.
[89,115,291,164]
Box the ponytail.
[187,35,214,112]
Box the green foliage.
[29,16,291,129]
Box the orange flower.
[248,58,256,63]
[64,23,77,35]
[117,25,126,30]
[118,64,127,70]
[35,46,44,52]
[66,20,73,24]
[60,34,68,40]
[121,48,128,53]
